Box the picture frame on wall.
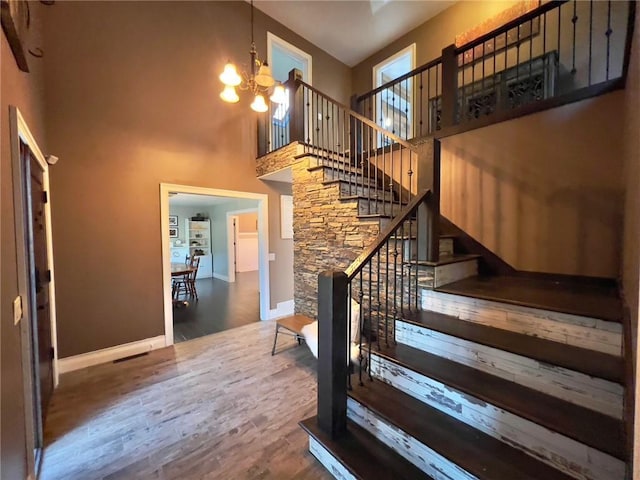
[280,195,293,239]
[169,227,179,238]
[1,0,30,72]
[168,215,178,227]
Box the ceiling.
[169,193,234,207]
[253,0,455,67]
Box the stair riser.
[399,238,454,259]
[356,198,404,217]
[308,436,357,480]
[369,354,624,480]
[395,321,623,419]
[347,398,476,480]
[335,182,394,202]
[323,168,382,187]
[421,290,623,356]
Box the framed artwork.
[169,227,179,238]
[280,195,293,239]
[168,215,178,227]
[458,19,540,67]
[1,0,30,72]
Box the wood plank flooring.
[173,271,260,343]
[40,320,330,480]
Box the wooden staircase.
[253,4,635,472]
[301,231,627,480]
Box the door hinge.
[42,191,48,204]
[45,270,52,282]
[50,346,55,360]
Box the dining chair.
[186,256,200,300]
[173,255,195,300]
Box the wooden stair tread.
[357,213,392,220]
[349,380,575,480]
[373,343,625,460]
[410,253,481,267]
[300,416,432,480]
[436,275,623,323]
[401,309,624,384]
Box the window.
[372,44,416,144]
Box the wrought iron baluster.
[368,259,373,380]
[571,0,578,75]
[606,0,612,80]
[391,237,398,347]
[384,239,390,347]
[588,1,593,85]
[376,249,381,350]
[419,71,424,137]
[558,3,562,73]
[529,19,534,81]
[358,271,364,386]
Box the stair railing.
[258,70,422,217]
[355,0,635,138]
[317,184,439,438]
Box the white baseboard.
[213,272,229,281]
[57,335,166,374]
[268,299,295,320]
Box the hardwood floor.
[173,271,260,343]
[40,320,330,480]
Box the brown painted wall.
[238,212,258,233]
[41,1,350,358]
[621,6,640,474]
[440,90,625,277]
[1,3,48,477]
[352,1,519,96]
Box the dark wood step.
[373,343,625,460]
[436,275,623,323]
[401,310,624,384]
[300,416,432,480]
[348,380,575,480]
[409,253,480,267]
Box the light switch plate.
[269,253,276,261]
[13,296,23,325]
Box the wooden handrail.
[345,189,432,280]
[297,80,416,151]
[356,57,443,102]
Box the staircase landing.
[436,275,623,323]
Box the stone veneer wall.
[256,142,303,177]
[292,156,382,319]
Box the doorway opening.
[10,106,59,479]
[372,43,416,143]
[160,184,269,345]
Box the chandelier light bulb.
[270,85,287,104]
[220,85,240,103]
[220,62,241,86]
[250,94,268,113]
[254,63,275,88]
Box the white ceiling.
[169,193,234,207]
[253,0,455,67]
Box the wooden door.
[22,141,54,434]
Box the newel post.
[317,270,348,438]
[440,44,458,129]
[287,68,305,143]
[416,138,441,263]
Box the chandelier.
[219,0,287,112]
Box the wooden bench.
[271,315,314,355]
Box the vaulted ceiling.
[253,1,455,67]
